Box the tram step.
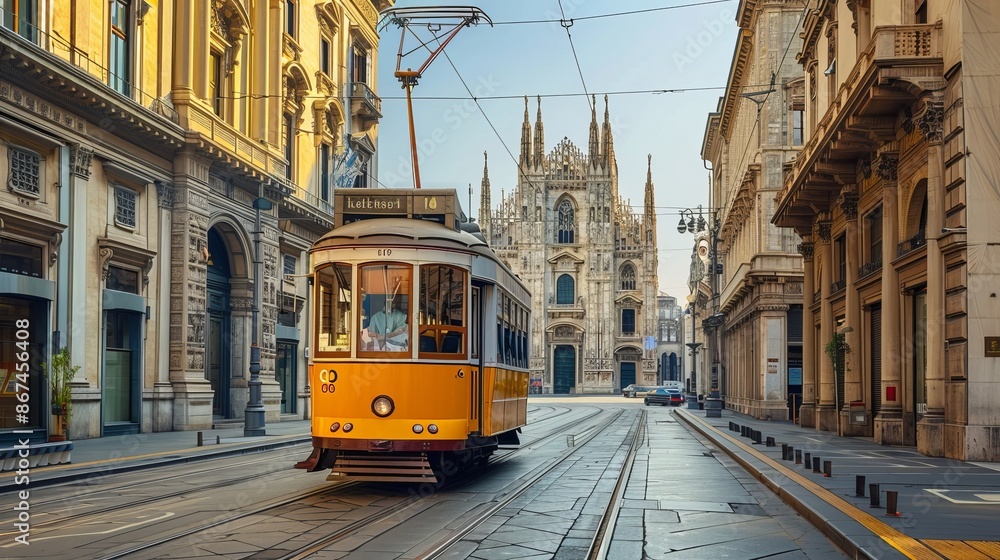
[326,453,438,483]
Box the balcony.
[831,279,847,293]
[858,258,882,278]
[897,231,926,257]
[349,82,382,127]
[774,23,943,230]
[547,296,584,319]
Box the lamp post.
[678,205,722,400]
[245,191,270,436]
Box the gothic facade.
[479,97,659,394]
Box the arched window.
[556,274,574,304]
[556,199,575,243]
[620,264,636,291]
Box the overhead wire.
[490,0,737,25]
[556,0,593,112]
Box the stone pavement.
[676,407,1000,560]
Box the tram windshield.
[360,264,411,353]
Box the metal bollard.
[823,460,832,477]
[803,452,811,469]
[795,449,802,464]
[766,436,775,447]
[781,444,789,460]
[197,431,203,447]
[886,490,900,516]
[856,475,866,497]
[217,435,221,444]
[754,431,763,445]
[869,484,881,508]
[812,456,821,473]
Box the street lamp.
[245,193,270,436]
[678,205,722,399]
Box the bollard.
[856,475,866,497]
[781,444,789,460]
[754,431,763,445]
[197,431,203,447]
[766,436,775,447]
[795,449,802,464]
[812,456,821,473]
[217,435,221,444]
[803,452,811,469]
[823,460,832,477]
[886,490,900,516]
[742,426,749,437]
[869,484,881,508]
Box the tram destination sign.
[343,194,407,213]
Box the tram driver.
[362,300,409,351]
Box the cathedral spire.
[480,151,492,240]
[644,154,656,228]
[519,96,532,169]
[601,94,612,168]
[588,94,599,169]
[533,96,545,170]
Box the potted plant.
[43,347,79,440]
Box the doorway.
[553,345,575,394]
[276,341,297,414]
[620,361,636,390]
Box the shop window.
[0,237,43,278]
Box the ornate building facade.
[773,0,1000,460]
[656,294,685,385]
[0,0,389,443]
[479,97,659,394]
[701,0,806,420]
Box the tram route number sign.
[318,368,338,393]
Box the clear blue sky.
[375,0,740,298]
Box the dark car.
[645,388,684,406]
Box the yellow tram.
[295,188,530,483]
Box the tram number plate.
[319,369,338,393]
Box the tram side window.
[418,264,466,356]
[316,263,352,354]
[360,264,411,353]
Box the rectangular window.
[867,206,883,263]
[320,38,331,76]
[320,143,331,202]
[316,263,352,354]
[284,113,295,180]
[418,265,466,356]
[359,263,411,354]
[285,0,296,37]
[109,0,129,95]
[792,107,804,146]
[107,265,139,294]
[8,146,41,197]
[1,0,36,41]
[0,237,43,278]
[352,44,368,83]
[114,186,137,230]
[621,308,636,335]
[209,51,223,117]
[283,254,296,276]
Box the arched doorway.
[553,345,576,394]
[206,227,231,417]
[669,352,679,381]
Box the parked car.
[645,388,684,406]
[623,385,660,398]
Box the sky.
[374,0,741,299]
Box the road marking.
[925,489,1000,504]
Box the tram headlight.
[343,423,353,432]
[372,396,394,417]
[412,424,424,434]
[428,424,438,434]
[329,422,341,432]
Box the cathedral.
[478,96,660,394]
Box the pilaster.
[839,185,865,436]
[874,150,903,445]
[816,214,837,432]
[798,238,816,428]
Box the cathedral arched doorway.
[553,345,576,394]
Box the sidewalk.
[0,419,312,493]
[676,408,1000,560]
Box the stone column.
[841,185,865,435]
[154,181,177,432]
[816,215,837,432]
[169,152,214,430]
[874,150,903,445]
[917,95,946,456]
[798,238,816,428]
